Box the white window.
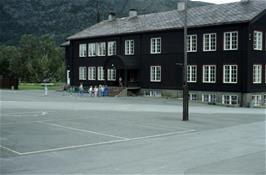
[150,66,161,82]
[108,41,116,56]
[151,37,161,54]
[203,65,216,83]
[125,40,134,55]
[189,94,197,101]
[187,35,197,52]
[252,95,262,107]
[79,67,86,80]
[222,95,239,105]
[253,65,262,84]
[223,65,238,84]
[79,44,87,57]
[88,67,96,80]
[88,43,96,57]
[107,69,116,81]
[224,31,238,50]
[96,42,106,56]
[203,33,216,51]
[187,65,197,83]
[202,94,216,103]
[97,67,105,81]
[254,31,263,50]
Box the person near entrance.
[119,77,123,87]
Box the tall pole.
[183,0,189,121]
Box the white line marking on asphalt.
[2,129,196,156]
[2,111,50,117]
[38,121,129,140]
[0,145,22,155]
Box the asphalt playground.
[0,90,265,174]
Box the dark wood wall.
[68,15,266,93]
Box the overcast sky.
[192,0,240,4]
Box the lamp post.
[183,0,189,121]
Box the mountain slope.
[0,0,211,45]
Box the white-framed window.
[108,41,116,56]
[252,95,262,107]
[202,94,216,103]
[187,65,197,83]
[79,44,87,57]
[187,35,197,52]
[150,37,161,54]
[224,31,238,50]
[97,67,105,81]
[253,65,262,84]
[96,42,106,56]
[203,65,216,83]
[125,40,134,55]
[223,65,238,84]
[107,69,116,81]
[88,67,96,80]
[253,31,263,50]
[79,67,86,80]
[88,43,96,57]
[150,66,161,82]
[189,94,197,101]
[203,33,216,51]
[222,95,239,105]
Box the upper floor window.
[150,66,161,82]
[223,65,238,84]
[151,37,161,54]
[79,44,87,57]
[203,65,216,83]
[108,41,117,56]
[88,67,96,80]
[79,67,86,80]
[88,43,96,57]
[253,64,262,84]
[125,40,134,55]
[203,33,216,51]
[187,65,197,83]
[187,35,197,52]
[254,31,263,50]
[224,31,238,50]
[96,42,106,56]
[97,67,105,81]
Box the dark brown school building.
[62,0,266,107]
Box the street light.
[178,0,189,121]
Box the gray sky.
[192,0,240,4]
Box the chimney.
[241,0,249,3]
[129,9,138,17]
[108,12,116,21]
[177,2,185,12]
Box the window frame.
[222,95,239,105]
[150,37,162,54]
[187,65,197,83]
[224,31,238,51]
[96,42,106,56]
[253,31,263,51]
[203,33,216,52]
[79,67,87,80]
[88,43,96,57]
[108,41,117,56]
[107,68,116,81]
[253,64,262,84]
[223,65,238,84]
[150,66,161,82]
[88,67,96,80]
[202,65,216,83]
[97,67,105,81]
[187,34,197,52]
[79,44,87,57]
[125,40,134,55]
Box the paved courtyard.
[0,90,265,174]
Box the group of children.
[79,83,109,97]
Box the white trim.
[108,41,117,56]
[203,33,216,52]
[253,64,262,84]
[224,31,238,51]
[223,65,238,84]
[150,66,161,82]
[79,67,86,80]
[187,65,197,83]
[187,34,197,52]
[97,67,105,81]
[253,31,263,51]
[79,44,87,57]
[150,37,162,54]
[88,67,96,80]
[125,40,134,55]
[202,65,216,83]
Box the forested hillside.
[0,0,210,46]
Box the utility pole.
[183,0,189,121]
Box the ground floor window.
[222,95,238,105]
[79,67,86,80]
[202,94,216,103]
[97,67,105,81]
[252,95,262,107]
[107,69,116,81]
[88,67,96,80]
[150,66,161,82]
[189,93,197,101]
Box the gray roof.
[60,41,70,47]
[68,0,266,40]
